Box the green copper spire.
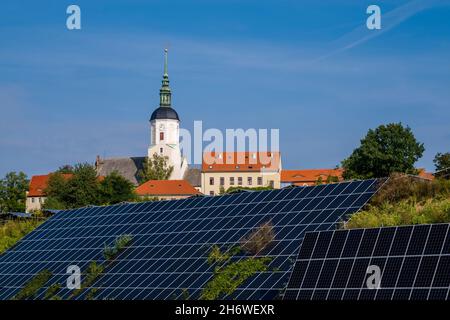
[159,48,171,107]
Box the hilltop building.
[201,151,282,195]
[25,173,72,212]
[95,49,198,188]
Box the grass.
[346,175,450,229]
[0,219,44,254]
[13,269,52,300]
[346,198,450,229]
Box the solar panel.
[0,179,380,300]
[285,223,450,300]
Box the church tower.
[148,49,187,180]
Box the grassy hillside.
[345,174,450,229]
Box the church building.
[95,49,199,188]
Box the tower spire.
[164,48,168,76]
[159,48,171,107]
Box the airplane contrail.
[314,0,450,62]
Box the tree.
[100,171,136,205]
[342,123,425,179]
[45,164,137,209]
[434,152,450,179]
[138,154,174,182]
[55,165,74,174]
[0,172,29,213]
[45,163,101,209]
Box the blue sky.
[1,0,449,177]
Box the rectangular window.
[209,191,215,196]
[230,177,235,185]
[247,177,252,185]
[220,177,225,186]
[238,177,243,186]
[209,177,214,185]
[269,180,274,188]
[160,148,163,153]
[160,132,164,141]
[257,177,263,186]
[31,198,35,203]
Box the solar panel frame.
[0,179,381,300]
[285,223,450,300]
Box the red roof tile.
[202,152,281,172]
[28,174,73,197]
[281,169,343,184]
[135,180,200,196]
[417,168,435,180]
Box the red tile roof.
[202,152,281,172]
[135,180,200,196]
[417,168,434,180]
[28,174,73,197]
[281,169,343,186]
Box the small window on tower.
[160,132,164,141]
[160,148,163,153]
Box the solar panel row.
[0,179,379,300]
[285,223,450,300]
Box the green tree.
[434,152,450,179]
[138,154,174,182]
[55,165,74,174]
[0,172,29,213]
[342,123,425,179]
[45,163,101,209]
[100,171,136,205]
[45,164,137,209]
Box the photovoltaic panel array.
[0,179,380,300]
[285,223,450,300]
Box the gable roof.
[135,180,200,196]
[28,174,73,197]
[95,157,145,186]
[183,166,201,187]
[281,169,343,184]
[202,151,281,172]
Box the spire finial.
[164,48,168,76]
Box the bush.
[0,219,44,254]
[345,198,450,229]
[240,221,275,255]
[370,173,450,206]
[104,234,133,261]
[71,261,104,298]
[13,270,52,300]
[201,248,272,300]
[44,283,62,300]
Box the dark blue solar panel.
[285,223,450,300]
[0,179,380,300]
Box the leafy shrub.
[44,283,62,300]
[13,269,52,300]
[370,173,450,206]
[201,256,272,300]
[346,198,450,229]
[103,234,133,261]
[207,245,240,265]
[71,261,104,298]
[0,219,44,254]
[240,221,275,255]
